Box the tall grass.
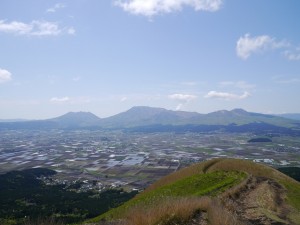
[111,197,244,225]
[123,197,210,225]
[207,199,242,225]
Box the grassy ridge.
[205,159,300,211]
[198,158,300,224]
[87,158,300,225]
[125,171,246,206]
[89,169,246,222]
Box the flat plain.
[1,129,299,191]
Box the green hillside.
[87,158,300,225]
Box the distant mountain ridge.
[99,106,201,128]
[276,113,300,121]
[99,106,297,128]
[48,111,101,127]
[0,107,299,132]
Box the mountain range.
[0,106,299,133]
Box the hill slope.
[277,113,300,121]
[0,112,101,129]
[48,111,101,128]
[99,106,201,128]
[87,158,300,225]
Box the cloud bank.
[0,68,12,83]
[205,91,250,100]
[114,0,223,17]
[0,20,75,36]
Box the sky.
[0,0,300,119]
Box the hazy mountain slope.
[99,106,297,128]
[277,113,300,121]
[48,111,101,127]
[202,108,295,127]
[0,120,58,130]
[87,159,300,225]
[0,112,101,130]
[0,119,28,122]
[99,106,202,128]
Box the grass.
[121,197,211,225]
[202,158,300,224]
[143,158,222,193]
[88,169,246,223]
[119,197,243,225]
[204,158,300,211]
[87,158,300,225]
[131,171,246,203]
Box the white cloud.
[204,91,250,100]
[175,103,183,110]
[284,48,300,61]
[168,93,197,110]
[0,68,12,83]
[50,97,70,103]
[236,34,288,59]
[67,27,76,35]
[50,96,92,104]
[219,81,256,89]
[114,0,223,17]
[168,93,197,101]
[0,20,74,36]
[47,3,66,13]
[0,20,31,35]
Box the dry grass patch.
[106,197,244,225]
[206,158,294,183]
[123,197,210,225]
[207,199,243,225]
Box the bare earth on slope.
[223,176,292,225]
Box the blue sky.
[0,0,299,119]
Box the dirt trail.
[223,176,292,225]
